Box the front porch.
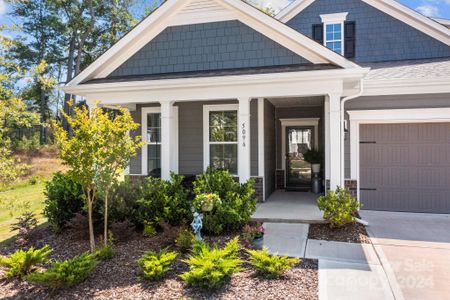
[251,190,324,223]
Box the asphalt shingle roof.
[363,58,450,81]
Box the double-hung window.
[319,13,348,56]
[203,104,238,175]
[142,107,161,177]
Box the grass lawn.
[0,182,47,243]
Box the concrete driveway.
[360,211,450,300]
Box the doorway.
[285,126,314,191]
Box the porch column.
[160,101,175,180]
[238,97,251,183]
[327,93,342,190]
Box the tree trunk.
[87,188,96,252]
[63,36,76,132]
[103,189,109,246]
[39,86,47,145]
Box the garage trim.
[348,107,450,202]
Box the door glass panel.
[286,127,313,189]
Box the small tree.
[53,101,142,251]
[95,106,143,246]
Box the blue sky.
[0,0,449,26]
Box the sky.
[0,0,449,26]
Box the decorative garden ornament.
[191,212,204,241]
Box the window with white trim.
[204,105,238,174]
[320,13,348,55]
[146,113,161,177]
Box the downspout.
[340,78,369,226]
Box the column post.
[238,97,251,183]
[160,101,175,180]
[327,93,342,190]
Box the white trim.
[320,12,348,23]
[238,98,251,183]
[141,106,179,176]
[63,68,365,97]
[324,98,330,185]
[348,107,450,201]
[202,104,239,174]
[280,118,320,171]
[327,93,342,190]
[276,0,450,46]
[257,98,265,200]
[65,0,362,86]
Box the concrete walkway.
[252,190,324,223]
[360,211,450,300]
[261,220,395,300]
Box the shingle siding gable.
[109,20,311,77]
[286,0,450,63]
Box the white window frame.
[203,104,239,174]
[141,106,179,175]
[320,12,348,56]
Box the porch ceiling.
[268,96,324,107]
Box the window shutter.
[344,21,356,58]
[312,24,324,44]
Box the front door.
[285,126,314,190]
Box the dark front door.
[285,126,314,191]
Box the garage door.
[360,123,450,213]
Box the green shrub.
[26,252,97,289]
[11,210,38,247]
[143,222,157,237]
[193,168,256,235]
[0,245,52,278]
[136,173,190,227]
[108,178,141,224]
[44,172,85,231]
[137,249,178,280]
[95,244,115,261]
[175,228,195,253]
[247,247,299,279]
[317,187,361,228]
[180,237,242,289]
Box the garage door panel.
[360,123,450,213]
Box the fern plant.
[0,245,52,278]
[180,237,242,289]
[247,247,299,279]
[26,252,97,289]
[137,249,178,281]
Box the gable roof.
[66,0,361,87]
[276,0,450,46]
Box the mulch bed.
[308,222,371,244]
[0,226,318,300]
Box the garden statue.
[191,212,204,241]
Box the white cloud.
[0,0,6,16]
[416,4,440,17]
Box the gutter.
[340,78,369,226]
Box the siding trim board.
[348,107,450,207]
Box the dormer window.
[312,13,355,59]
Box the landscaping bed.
[308,222,371,244]
[0,226,318,300]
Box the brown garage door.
[360,123,450,213]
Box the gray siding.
[110,20,311,77]
[287,0,450,63]
[275,106,324,169]
[264,100,276,198]
[344,93,450,177]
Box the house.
[63,0,450,213]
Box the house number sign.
[241,122,246,147]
